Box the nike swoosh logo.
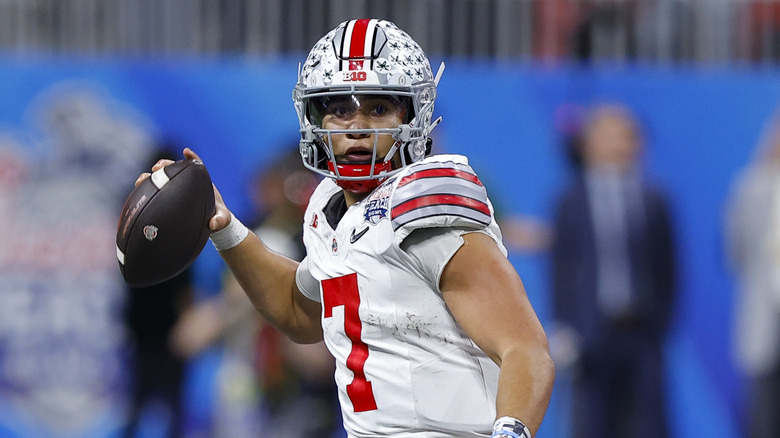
[350,226,369,244]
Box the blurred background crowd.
[1,0,779,437]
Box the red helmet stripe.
[337,19,379,71]
[350,19,371,59]
[345,19,377,70]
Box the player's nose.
[345,112,371,136]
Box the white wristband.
[491,416,532,438]
[209,212,249,251]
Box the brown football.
[116,159,215,287]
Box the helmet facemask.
[294,19,443,193]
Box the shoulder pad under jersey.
[390,155,492,242]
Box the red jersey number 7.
[322,273,378,412]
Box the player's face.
[319,95,407,164]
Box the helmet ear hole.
[301,139,330,171]
[314,139,329,171]
[402,138,431,165]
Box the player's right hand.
[134,147,232,233]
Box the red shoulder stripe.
[397,168,483,188]
[391,194,490,218]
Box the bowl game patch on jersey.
[363,180,394,225]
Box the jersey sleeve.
[400,227,468,294]
[391,156,493,244]
[295,256,321,303]
[402,225,509,294]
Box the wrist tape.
[491,416,532,438]
[209,212,249,251]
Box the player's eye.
[371,104,388,116]
[327,102,355,118]
[366,97,402,117]
[329,104,345,115]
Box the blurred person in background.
[725,108,780,438]
[140,18,554,438]
[550,103,676,438]
[170,148,342,438]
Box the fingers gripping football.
[134,148,231,233]
[182,148,231,232]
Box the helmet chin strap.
[327,161,393,194]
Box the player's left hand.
[134,147,232,233]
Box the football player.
[141,19,554,438]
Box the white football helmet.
[293,18,444,193]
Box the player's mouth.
[338,147,376,164]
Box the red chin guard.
[328,161,393,194]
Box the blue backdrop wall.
[0,56,773,437]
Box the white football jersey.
[295,155,506,437]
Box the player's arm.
[217,231,323,344]
[440,232,554,436]
[138,148,323,344]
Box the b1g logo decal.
[343,71,367,82]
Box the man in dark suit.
[551,104,676,438]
